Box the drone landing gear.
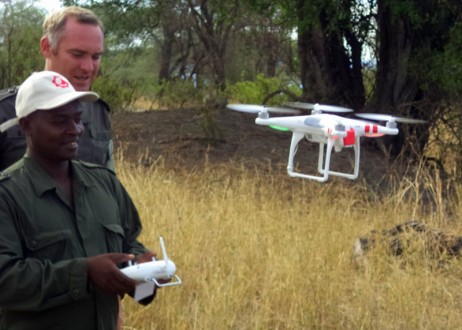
[287,133,360,182]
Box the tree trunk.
[158,24,175,82]
[367,0,460,157]
[296,0,365,109]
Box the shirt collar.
[23,157,95,197]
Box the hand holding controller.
[120,237,181,288]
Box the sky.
[37,0,62,13]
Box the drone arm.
[361,123,398,136]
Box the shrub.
[225,73,301,105]
[153,79,202,109]
[92,75,142,113]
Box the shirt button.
[30,241,37,248]
[72,289,80,298]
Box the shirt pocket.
[25,229,71,262]
[103,223,125,253]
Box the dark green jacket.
[0,87,114,171]
[0,157,149,329]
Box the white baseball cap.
[0,71,99,132]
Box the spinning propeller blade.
[226,104,301,114]
[355,113,427,124]
[314,104,354,113]
[284,102,353,113]
[283,102,316,110]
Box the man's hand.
[134,251,157,263]
[87,253,137,295]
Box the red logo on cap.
[52,75,69,88]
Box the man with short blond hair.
[42,6,104,52]
[0,6,113,171]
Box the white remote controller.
[120,237,181,287]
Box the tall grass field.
[117,160,462,330]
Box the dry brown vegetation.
[112,109,462,330]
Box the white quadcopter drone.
[226,102,426,182]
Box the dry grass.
[116,159,462,330]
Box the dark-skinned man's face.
[21,100,84,162]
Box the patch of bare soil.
[111,107,393,185]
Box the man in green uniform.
[0,6,113,171]
[0,71,157,329]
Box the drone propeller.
[226,104,301,114]
[284,102,353,113]
[283,102,316,110]
[355,113,427,124]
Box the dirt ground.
[111,107,394,185]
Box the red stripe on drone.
[365,125,378,133]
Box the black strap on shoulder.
[0,174,10,182]
[0,87,18,102]
[97,98,111,113]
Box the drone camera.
[386,121,397,129]
[335,124,346,131]
[258,111,269,119]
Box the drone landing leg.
[317,142,325,174]
[319,137,360,180]
[287,132,304,174]
[318,138,334,181]
[352,137,360,178]
[287,133,331,182]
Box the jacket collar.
[22,156,95,197]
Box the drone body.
[227,103,425,182]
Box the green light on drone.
[269,125,290,132]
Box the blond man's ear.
[40,36,52,58]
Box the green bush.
[225,74,302,105]
[152,79,203,109]
[92,75,142,113]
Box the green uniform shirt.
[0,87,114,171]
[0,157,149,329]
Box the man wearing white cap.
[0,71,157,329]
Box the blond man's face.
[42,17,104,91]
